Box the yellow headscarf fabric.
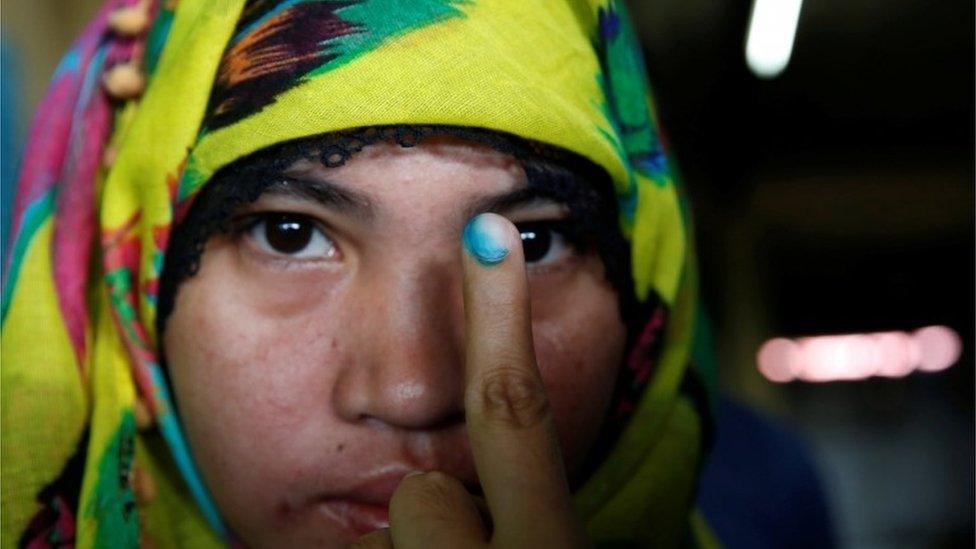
[2,1,712,547]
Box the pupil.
[265,214,312,254]
[519,223,552,262]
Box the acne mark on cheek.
[274,500,296,522]
[331,338,338,350]
[336,443,345,453]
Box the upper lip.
[312,463,481,507]
[314,464,416,507]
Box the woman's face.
[163,137,626,547]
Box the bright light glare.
[757,326,962,383]
[745,0,804,79]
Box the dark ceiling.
[627,0,974,404]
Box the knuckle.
[472,367,550,429]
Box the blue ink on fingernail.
[462,214,509,266]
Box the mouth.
[315,498,390,538]
[307,467,406,538]
[303,465,482,538]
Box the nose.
[332,256,466,430]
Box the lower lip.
[316,499,390,538]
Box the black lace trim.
[157,125,639,339]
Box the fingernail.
[404,470,426,479]
[462,214,510,266]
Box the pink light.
[914,325,963,372]
[874,332,915,378]
[757,338,799,382]
[757,325,963,383]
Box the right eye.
[516,221,576,266]
[246,213,338,260]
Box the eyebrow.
[259,176,375,220]
[258,172,572,222]
[464,186,569,219]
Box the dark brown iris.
[265,213,313,254]
[517,222,554,263]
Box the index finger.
[460,213,583,546]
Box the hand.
[352,213,589,548]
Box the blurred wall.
[1,0,102,251]
[2,0,103,119]
[628,1,974,547]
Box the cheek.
[162,245,354,529]
[528,258,626,474]
[166,261,338,431]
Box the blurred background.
[2,1,973,547]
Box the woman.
[2,0,715,547]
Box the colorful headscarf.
[2,1,716,547]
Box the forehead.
[285,137,527,213]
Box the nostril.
[332,361,466,428]
[377,378,464,429]
[427,410,465,431]
[357,407,464,432]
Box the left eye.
[246,213,337,260]
[516,221,571,266]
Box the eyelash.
[232,212,584,269]
[234,212,339,265]
[514,220,582,268]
